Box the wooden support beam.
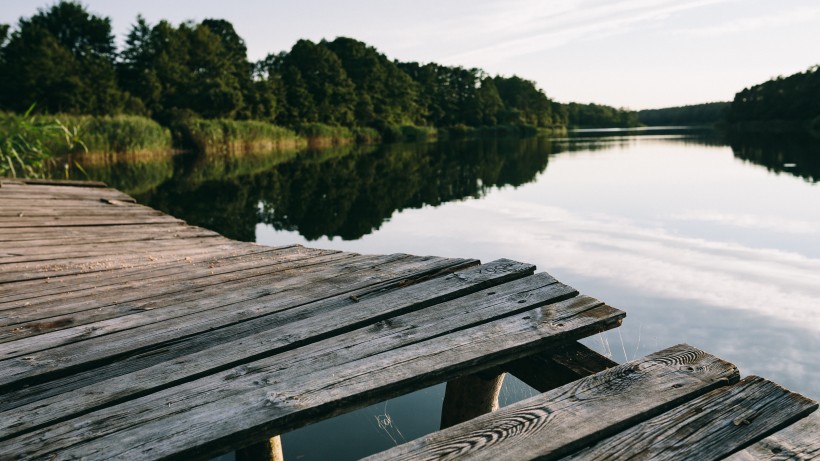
[440,371,506,429]
[235,436,284,461]
[505,341,618,392]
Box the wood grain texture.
[562,376,818,461]
[726,410,820,461]
[0,245,297,306]
[0,181,630,461]
[0,247,344,336]
[0,243,283,301]
[0,260,524,436]
[0,254,471,385]
[2,178,109,188]
[0,288,623,459]
[0,241,265,284]
[364,344,738,461]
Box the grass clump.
[295,123,355,147]
[400,125,437,142]
[181,118,305,154]
[58,115,172,155]
[0,108,85,178]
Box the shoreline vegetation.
[0,1,631,177]
[2,1,818,179]
[639,66,820,138]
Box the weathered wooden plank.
[0,235,240,266]
[0,205,167,217]
[0,227,220,254]
[0,242,255,282]
[726,411,820,461]
[0,252,384,359]
[0,241,276,299]
[0,283,624,460]
[0,232,237,272]
[0,181,128,194]
[0,222,192,241]
[0,214,184,228]
[562,376,818,461]
[0,245,296,306]
[0,257,484,416]
[0,204,152,214]
[0,241,263,284]
[4,178,108,188]
[505,341,618,392]
[0,260,532,437]
[0,254,474,385]
[0,212,178,227]
[0,248,344,337]
[364,344,739,461]
[0,244,312,308]
[0,198,139,212]
[0,186,135,203]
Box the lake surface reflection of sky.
[136,131,818,461]
[258,135,820,400]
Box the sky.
[3,0,820,109]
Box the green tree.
[324,37,420,127]
[119,18,247,120]
[0,1,126,114]
[470,76,504,126]
[0,24,10,48]
[275,40,356,125]
[398,63,486,127]
[728,66,820,124]
[493,76,557,127]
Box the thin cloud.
[679,6,820,37]
[459,197,820,331]
[436,0,732,65]
[670,210,820,234]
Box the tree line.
[638,66,820,132]
[0,1,638,135]
[727,65,820,129]
[637,102,729,126]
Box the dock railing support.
[440,370,506,429]
[235,435,284,461]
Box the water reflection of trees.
[566,129,820,184]
[77,130,819,243]
[728,133,820,184]
[127,137,552,241]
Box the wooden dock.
[0,179,817,460]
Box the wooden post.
[440,371,506,429]
[235,435,284,461]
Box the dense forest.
[638,102,729,126]
[727,65,820,131]
[640,66,820,135]
[0,1,637,138]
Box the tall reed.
[180,119,305,154]
[57,115,172,155]
[0,108,85,178]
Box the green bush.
[400,125,437,142]
[0,109,83,178]
[351,126,381,143]
[56,114,172,154]
[181,118,305,153]
[295,123,354,141]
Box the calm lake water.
[73,128,820,460]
